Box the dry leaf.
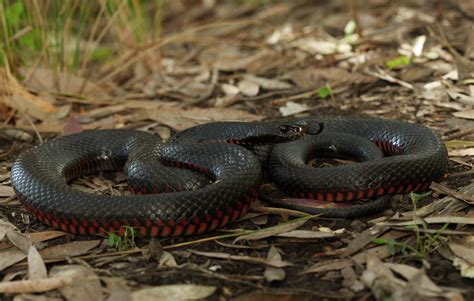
[264,246,286,282]
[221,83,240,96]
[238,80,260,97]
[190,250,293,268]
[27,246,47,281]
[449,237,474,278]
[0,185,15,197]
[39,240,101,259]
[1,74,58,121]
[276,230,337,239]
[452,109,474,120]
[50,265,104,301]
[303,245,391,274]
[0,277,71,294]
[131,284,216,301]
[144,106,264,131]
[279,101,308,116]
[20,67,107,96]
[449,148,474,157]
[292,38,351,55]
[0,247,29,272]
[244,74,293,90]
[234,217,311,243]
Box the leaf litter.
[0,1,473,300]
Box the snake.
[10,117,449,237]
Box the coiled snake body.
[10,117,448,237]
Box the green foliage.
[318,84,332,99]
[107,226,137,251]
[373,191,448,258]
[0,0,163,75]
[372,238,419,256]
[385,56,410,69]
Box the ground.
[0,0,473,300]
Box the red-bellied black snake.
[10,117,448,237]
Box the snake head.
[278,121,308,137]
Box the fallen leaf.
[449,148,474,157]
[303,245,391,274]
[28,246,47,281]
[234,216,314,243]
[39,240,101,259]
[221,83,240,96]
[360,255,404,300]
[0,247,29,272]
[158,251,178,268]
[443,80,474,106]
[452,109,474,120]
[244,74,293,90]
[264,246,286,282]
[0,185,15,197]
[0,277,71,294]
[26,231,67,244]
[276,230,337,239]
[103,277,132,301]
[0,74,58,121]
[190,250,293,268]
[131,284,216,301]
[50,265,104,301]
[449,237,474,278]
[292,38,351,55]
[143,106,264,131]
[20,67,107,96]
[342,226,390,257]
[279,101,308,116]
[238,79,259,97]
[286,67,353,90]
[385,263,444,295]
[378,216,474,227]
[341,267,364,292]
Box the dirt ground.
[1,0,474,300]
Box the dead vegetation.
[0,0,473,300]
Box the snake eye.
[279,125,290,133]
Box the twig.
[443,128,474,141]
[430,182,474,205]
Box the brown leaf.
[1,74,58,121]
[238,79,260,97]
[144,106,263,131]
[276,230,337,239]
[50,265,104,301]
[0,185,15,197]
[0,277,71,294]
[303,245,391,274]
[286,67,360,90]
[0,247,28,272]
[28,246,47,280]
[63,117,84,135]
[39,240,101,260]
[190,250,293,268]
[453,109,474,120]
[131,284,216,301]
[449,148,474,157]
[20,67,107,96]
[243,74,293,90]
[233,217,312,243]
[264,246,286,282]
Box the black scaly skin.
[10,122,306,237]
[269,117,449,205]
[10,117,448,236]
